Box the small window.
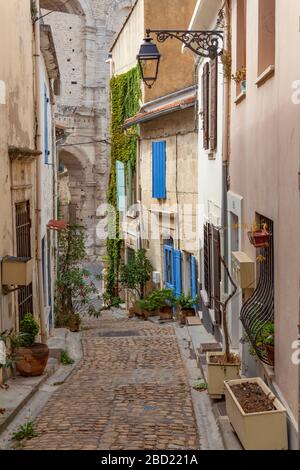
[152,141,166,199]
[235,0,247,95]
[258,0,275,76]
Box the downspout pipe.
[222,0,231,293]
[33,0,47,342]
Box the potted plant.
[119,249,153,315]
[55,225,98,330]
[207,255,241,398]
[247,222,271,248]
[176,292,199,325]
[231,65,246,93]
[139,289,175,320]
[11,314,49,377]
[224,377,288,450]
[138,295,159,320]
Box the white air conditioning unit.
[152,271,161,284]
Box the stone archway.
[58,146,98,258]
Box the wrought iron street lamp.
[137,36,161,89]
[137,29,224,88]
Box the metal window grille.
[240,217,274,365]
[16,201,33,321]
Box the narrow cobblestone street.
[23,312,199,450]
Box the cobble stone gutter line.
[19,311,199,450]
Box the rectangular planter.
[225,377,288,450]
[207,351,241,398]
[1,256,33,286]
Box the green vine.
[106,66,141,301]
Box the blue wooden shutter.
[116,160,126,212]
[152,141,166,199]
[173,249,182,298]
[44,84,49,164]
[191,255,198,300]
[164,245,173,289]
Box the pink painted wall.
[230,0,300,422]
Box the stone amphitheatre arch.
[45,0,134,259]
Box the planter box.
[159,306,173,321]
[1,256,33,286]
[225,377,288,450]
[179,308,195,325]
[207,351,241,398]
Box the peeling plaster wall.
[0,1,37,333]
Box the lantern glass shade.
[137,37,161,88]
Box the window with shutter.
[44,83,49,164]
[152,141,166,199]
[116,160,126,212]
[210,57,218,151]
[202,63,210,150]
[204,222,212,306]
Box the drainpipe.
[33,0,47,342]
[222,0,231,293]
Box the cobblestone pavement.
[23,312,199,450]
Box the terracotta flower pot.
[247,230,270,248]
[14,343,49,377]
[180,308,195,325]
[266,344,275,365]
[159,306,173,321]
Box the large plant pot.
[14,343,49,377]
[179,308,195,325]
[159,306,173,321]
[207,351,241,398]
[224,377,288,450]
[266,344,275,365]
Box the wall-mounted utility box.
[231,252,255,289]
[1,256,33,286]
[152,271,161,284]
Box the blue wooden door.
[173,249,182,299]
[164,245,174,289]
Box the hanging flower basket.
[247,229,271,248]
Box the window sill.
[234,91,246,105]
[255,65,275,87]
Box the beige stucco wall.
[111,0,145,76]
[111,0,197,100]
[139,108,198,277]
[143,0,197,102]
[229,0,299,423]
[0,0,37,332]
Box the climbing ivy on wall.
[106,66,141,302]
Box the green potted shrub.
[176,292,199,325]
[139,289,175,320]
[119,249,153,316]
[11,314,49,377]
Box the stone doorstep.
[0,357,59,435]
